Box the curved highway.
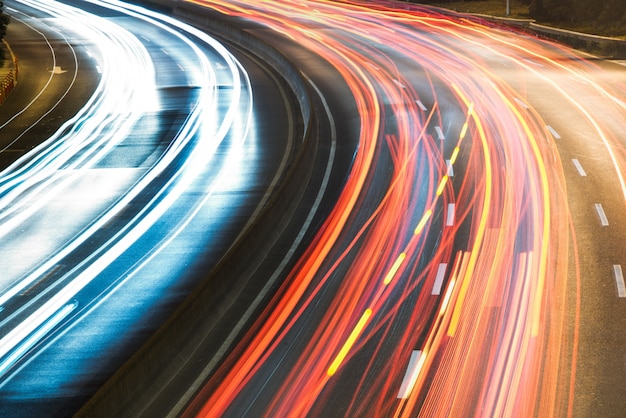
[160,1,626,417]
[0,3,99,169]
[0,0,300,416]
[5,0,626,417]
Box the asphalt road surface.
[162,2,626,417]
[5,1,626,417]
[0,0,300,416]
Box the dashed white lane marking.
[397,350,423,399]
[445,203,455,227]
[572,159,587,176]
[435,126,445,141]
[595,203,609,226]
[514,97,529,109]
[547,125,561,139]
[393,79,405,89]
[416,100,427,111]
[432,263,448,295]
[524,58,544,67]
[614,265,626,298]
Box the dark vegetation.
[421,0,626,38]
[527,0,625,23]
[0,1,9,65]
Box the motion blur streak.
[180,0,614,417]
[0,0,251,383]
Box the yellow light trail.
[327,308,373,376]
[383,253,406,285]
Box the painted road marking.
[432,263,448,295]
[416,100,427,111]
[547,125,561,139]
[393,79,405,89]
[384,253,406,285]
[595,203,609,226]
[435,126,445,141]
[615,265,626,298]
[446,159,454,177]
[572,159,587,176]
[524,58,544,67]
[397,350,423,399]
[514,97,529,109]
[446,203,455,227]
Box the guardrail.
[471,13,626,59]
[0,69,15,104]
[0,41,18,105]
[529,22,626,58]
[78,2,317,416]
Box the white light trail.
[0,0,252,378]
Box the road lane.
[0,0,298,416]
[0,5,99,169]
[5,0,626,416]
[173,1,626,417]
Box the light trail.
[182,1,585,417]
[0,0,252,386]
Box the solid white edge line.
[397,350,422,399]
[595,203,609,226]
[614,265,626,298]
[432,263,447,295]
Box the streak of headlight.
[0,11,72,137]
[0,301,77,376]
[0,0,157,236]
[0,0,251,376]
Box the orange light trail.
[177,1,604,417]
[327,308,373,376]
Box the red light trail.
[180,1,626,416]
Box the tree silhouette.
[0,3,8,65]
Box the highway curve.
[132,1,626,417]
[5,0,626,417]
[0,0,304,416]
